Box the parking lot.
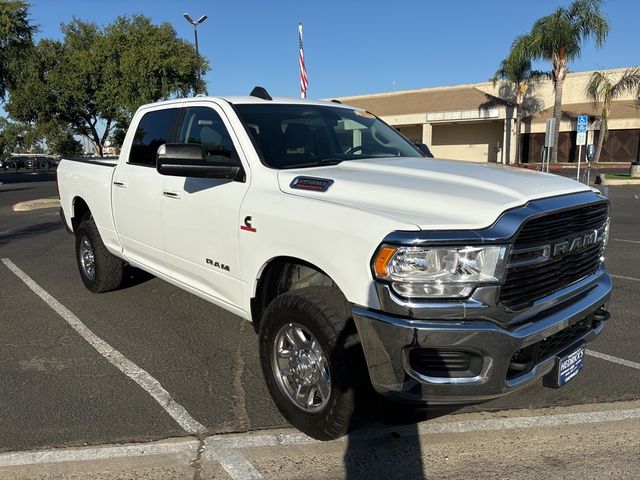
[0,171,639,479]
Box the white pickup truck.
[57,89,612,440]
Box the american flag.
[298,23,308,98]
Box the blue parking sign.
[577,115,588,133]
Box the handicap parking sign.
[577,115,588,133]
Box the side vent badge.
[290,176,334,192]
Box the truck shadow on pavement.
[338,324,462,479]
[119,265,155,289]
[344,398,461,479]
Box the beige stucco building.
[335,67,640,163]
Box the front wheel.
[75,217,123,293]
[259,287,366,440]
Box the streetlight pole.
[182,13,207,95]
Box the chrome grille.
[500,203,608,311]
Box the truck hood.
[277,157,591,230]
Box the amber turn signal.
[373,246,397,278]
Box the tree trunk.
[515,104,522,165]
[88,124,104,157]
[594,116,606,164]
[551,77,564,164]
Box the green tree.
[7,15,206,156]
[0,0,35,100]
[586,68,640,163]
[492,38,546,164]
[513,0,608,163]
[0,117,35,153]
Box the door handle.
[163,191,181,199]
[113,181,127,188]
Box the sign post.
[576,115,588,180]
[544,118,556,172]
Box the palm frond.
[586,70,609,103]
[610,67,640,99]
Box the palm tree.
[492,39,546,164]
[586,68,640,163]
[513,0,608,163]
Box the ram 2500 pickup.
[57,89,611,440]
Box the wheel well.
[251,257,336,330]
[72,197,91,231]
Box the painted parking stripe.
[611,274,640,282]
[586,350,640,370]
[0,438,200,467]
[614,238,640,244]
[1,258,207,435]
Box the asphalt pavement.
[0,170,639,479]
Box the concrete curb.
[0,400,639,479]
[602,178,640,186]
[11,198,60,212]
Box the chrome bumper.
[352,271,612,404]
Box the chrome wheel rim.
[79,236,96,280]
[272,323,331,412]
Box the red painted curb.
[515,163,631,171]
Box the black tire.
[259,286,367,440]
[75,217,123,293]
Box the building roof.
[336,87,512,117]
[524,100,640,124]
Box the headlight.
[373,245,507,298]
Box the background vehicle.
[5,156,29,170]
[57,92,612,440]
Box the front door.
[160,103,250,309]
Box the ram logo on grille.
[551,230,599,257]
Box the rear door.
[112,106,181,272]
[160,102,250,309]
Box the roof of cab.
[138,95,357,110]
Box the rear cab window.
[129,108,180,167]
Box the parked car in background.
[6,156,30,170]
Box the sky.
[22,0,640,100]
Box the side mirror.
[413,142,434,158]
[156,143,244,181]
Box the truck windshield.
[234,104,421,169]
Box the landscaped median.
[11,197,60,212]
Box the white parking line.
[1,258,207,435]
[0,438,200,467]
[614,238,640,244]
[586,350,640,370]
[210,448,264,480]
[611,274,640,282]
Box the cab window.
[176,107,237,164]
[129,108,180,167]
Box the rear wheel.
[75,217,123,293]
[259,286,366,440]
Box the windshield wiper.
[282,158,344,169]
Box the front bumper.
[352,271,611,404]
